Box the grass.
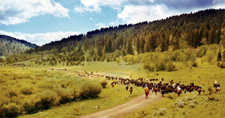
[1,56,225,118]
[124,92,225,118]
[19,83,143,118]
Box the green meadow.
[0,57,224,118]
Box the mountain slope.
[0,35,37,56]
[30,9,225,55]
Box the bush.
[143,63,155,72]
[2,103,21,117]
[7,89,18,97]
[54,88,74,104]
[192,62,198,67]
[154,55,168,71]
[177,51,187,62]
[204,50,216,63]
[175,100,185,108]
[154,108,167,116]
[165,61,175,71]
[0,95,10,107]
[93,77,108,88]
[36,82,55,89]
[100,56,105,62]
[189,103,195,108]
[34,90,58,109]
[196,46,206,57]
[79,81,102,99]
[20,86,33,95]
[106,56,111,62]
[22,99,36,114]
[116,57,121,65]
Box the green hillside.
[0,35,37,56]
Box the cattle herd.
[106,76,204,97]
[74,71,207,97]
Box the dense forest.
[2,9,225,69]
[27,9,225,54]
[0,35,37,56]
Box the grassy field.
[1,57,225,118]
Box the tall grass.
[0,66,104,117]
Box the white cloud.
[118,5,181,24]
[109,20,119,26]
[0,0,69,25]
[74,0,127,13]
[90,17,93,20]
[95,23,108,29]
[0,31,79,46]
[74,5,95,13]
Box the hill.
[28,9,225,55]
[0,35,37,56]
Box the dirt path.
[79,93,163,118]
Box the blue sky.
[0,0,225,46]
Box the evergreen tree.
[144,36,151,52]
[126,38,133,55]
[135,37,140,54]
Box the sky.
[0,0,225,46]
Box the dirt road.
[79,93,163,118]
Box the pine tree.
[208,28,216,44]
[135,37,140,54]
[144,36,151,52]
[126,38,133,55]
[97,46,102,57]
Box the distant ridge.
[0,35,37,48]
[0,35,37,56]
[24,9,225,56]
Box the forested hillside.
[0,35,37,56]
[5,9,225,67]
[28,9,225,55]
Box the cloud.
[0,31,79,46]
[90,17,93,20]
[74,0,127,13]
[0,0,69,25]
[76,0,225,24]
[74,5,95,13]
[95,23,108,29]
[118,5,181,24]
[109,20,119,26]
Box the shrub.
[34,90,58,109]
[7,89,18,97]
[54,88,74,104]
[196,46,206,57]
[154,56,167,71]
[154,108,167,116]
[204,50,217,63]
[165,61,175,71]
[177,51,187,62]
[116,57,121,65]
[189,52,196,62]
[2,103,21,117]
[22,99,36,114]
[100,56,105,62]
[20,86,33,95]
[36,82,55,89]
[79,81,102,99]
[93,77,108,88]
[106,56,111,62]
[189,103,195,108]
[0,95,10,107]
[143,63,155,72]
[175,100,185,108]
[192,62,198,67]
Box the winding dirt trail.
[79,93,163,118]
